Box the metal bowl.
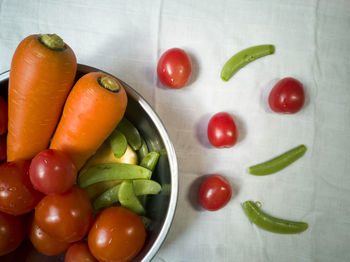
[0,64,178,262]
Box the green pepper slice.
[108,130,128,158]
[116,118,142,151]
[140,151,160,172]
[118,180,145,215]
[221,45,275,81]
[242,201,308,234]
[248,144,306,176]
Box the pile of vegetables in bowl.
[0,34,165,262]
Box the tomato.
[27,215,69,256]
[268,77,305,114]
[29,149,77,195]
[88,207,146,262]
[207,112,238,148]
[0,96,7,135]
[65,241,97,262]
[157,48,192,89]
[0,211,26,256]
[198,174,232,211]
[0,135,6,162]
[35,185,92,243]
[0,160,44,215]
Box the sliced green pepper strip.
[116,118,142,151]
[78,163,152,188]
[242,201,308,234]
[137,138,149,162]
[93,180,161,210]
[118,180,145,215]
[108,130,128,158]
[140,151,160,172]
[221,45,275,81]
[248,144,306,176]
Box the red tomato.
[0,211,26,256]
[88,207,146,262]
[28,215,69,256]
[0,97,7,135]
[198,174,232,211]
[157,48,192,89]
[29,149,77,195]
[65,241,97,262]
[0,135,6,162]
[35,185,92,243]
[268,77,305,114]
[0,160,44,215]
[207,112,238,148]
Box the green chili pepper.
[242,201,308,234]
[137,138,149,162]
[78,163,152,188]
[93,179,161,210]
[118,180,145,215]
[140,151,160,172]
[248,144,306,176]
[116,118,142,151]
[221,45,275,81]
[108,130,127,158]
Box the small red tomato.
[207,112,238,148]
[0,97,7,135]
[88,207,146,262]
[65,241,97,262]
[35,185,92,243]
[29,149,77,195]
[198,174,232,211]
[0,160,44,215]
[268,77,305,114]
[0,135,6,162]
[0,211,26,256]
[28,215,69,256]
[157,48,192,89]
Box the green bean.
[118,180,145,215]
[116,118,142,151]
[108,129,127,158]
[137,138,149,162]
[78,163,151,188]
[242,201,308,234]
[140,151,160,172]
[221,45,275,81]
[249,144,306,176]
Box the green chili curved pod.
[242,201,308,234]
[78,163,152,188]
[221,45,275,81]
[249,144,306,176]
[118,180,145,215]
[137,138,149,162]
[116,118,142,151]
[108,129,127,158]
[140,151,160,172]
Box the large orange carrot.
[50,72,128,170]
[7,34,77,161]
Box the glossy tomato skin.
[198,174,232,211]
[0,211,26,256]
[268,77,305,114]
[65,241,97,262]
[0,160,44,215]
[157,48,192,89]
[28,215,69,256]
[0,96,7,135]
[207,112,238,148]
[29,149,77,195]
[88,206,146,262]
[0,135,6,162]
[35,185,92,243]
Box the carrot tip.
[98,76,120,93]
[39,34,65,51]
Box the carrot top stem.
[98,76,120,92]
[39,34,65,51]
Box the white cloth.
[1,0,350,261]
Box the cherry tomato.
[88,206,146,262]
[65,241,97,262]
[157,48,192,89]
[29,149,77,195]
[268,77,305,114]
[0,160,44,215]
[0,97,7,135]
[28,215,69,256]
[207,112,238,148]
[0,135,6,162]
[0,211,26,256]
[35,185,92,243]
[198,174,232,211]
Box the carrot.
[50,72,128,170]
[7,34,77,161]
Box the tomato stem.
[98,76,120,93]
[39,34,65,51]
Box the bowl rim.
[0,64,178,262]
